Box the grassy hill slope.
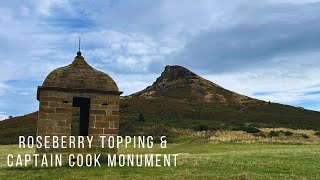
[119,97,320,134]
[0,112,37,144]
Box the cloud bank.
[1,0,320,118]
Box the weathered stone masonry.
[36,51,122,154]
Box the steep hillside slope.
[132,65,260,105]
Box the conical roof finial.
[77,36,82,56]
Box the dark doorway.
[72,97,90,136]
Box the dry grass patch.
[210,128,320,144]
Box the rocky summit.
[132,65,259,105]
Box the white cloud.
[202,51,320,105]
[37,0,70,16]
[79,30,183,75]
[1,0,320,116]
[111,73,159,95]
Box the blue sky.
[1,0,320,119]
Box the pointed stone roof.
[37,52,121,100]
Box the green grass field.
[1,137,320,179]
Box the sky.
[1,0,320,119]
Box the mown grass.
[1,137,320,179]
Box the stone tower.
[36,50,122,154]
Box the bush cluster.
[302,134,309,139]
[269,130,294,137]
[284,131,294,136]
[314,131,320,137]
[193,124,209,131]
[269,131,280,137]
[233,126,261,133]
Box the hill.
[132,65,259,105]
[0,112,37,144]
[120,65,320,133]
[1,65,320,144]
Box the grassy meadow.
[1,136,320,179]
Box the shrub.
[302,134,309,139]
[194,124,209,131]
[138,112,145,122]
[233,126,260,133]
[284,131,294,136]
[269,131,280,137]
[314,131,320,137]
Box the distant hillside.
[1,65,320,144]
[0,112,37,144]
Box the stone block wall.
[36,90,119,154]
